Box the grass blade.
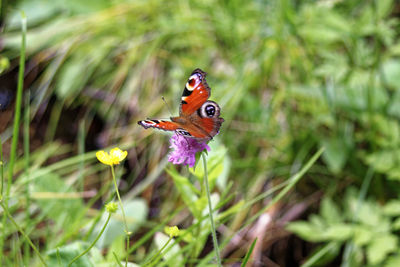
[241,238,257,267]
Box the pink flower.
[168,134,210,168]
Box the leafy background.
[1,0,400,266]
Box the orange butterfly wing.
[137,120,179,132]
[179,69,210,116]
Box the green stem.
[56,248,61,266]
[144,237,172,267]
[82,180,114,241]
[0,136,3,195]
[1,13,26,266]
[24,91,31,265]
[202,153,222,267]
[113,252,124,267]
[0,137,3,265]
[6,12,26,205]
[111,165,130,267]
[68,212,112,267]
[0,200,47,266]
[78,120,85,193]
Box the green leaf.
[365,150,400,180]
[322,224,353,241]
[385,255,400,267]
[241,238,257,267]
[299,25,342,44]
[321,137,348,173]
[356,200,387,228]
[154,232,183,267]
[286,221,325,242]
[196,192,221,258]
[47,241,102,267]
[219,199,245,221]
[367,234,398,265]
[320,197,342,224]
[353,226,373,246]
[382,60,400,90]
[32,172,84,230]
[376,0,394,19]
[190,142,227,189]
[383,200,400,216]
[301,242,341,267]
[166,168,200,218]
[392,218,400,231]
[216,149,231,190]
[106,235,125,262]
[0,56,10,74]
[56,40,114,101]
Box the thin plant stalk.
[0,136,3,195]
[0,200,47,266]
[202,153,222,267]
[111,165,130,267]
[68,212,112,267]
[0,136,3,265]
[113,252,124,267]
[6,12,26,205]
[144,237,172,267]
[78,120,85,193]
[56,248,62,266]
[1,12,26,265]
[23,92,31,265]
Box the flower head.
[105,202,118,213]
[96,147,127,166]
[164,226,180,238]
[168,134,210,168]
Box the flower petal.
[168,134,208,168]
[110,147,128,165]
[96,150,112,166]
[164,226,180,238]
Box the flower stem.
[68,212,112,267]
[0,136,3,195]
[144,237,172,267]
[0,200,47,266]
[113,252,124,267]
[7,12,26,206]
[0,136,4,265]
[111,165,130,267]
[24,91,31,265]
[202,153,222,267]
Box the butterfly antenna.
[161,96,173,116]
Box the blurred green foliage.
[2,0,400,265]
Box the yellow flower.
[96,147,127,166]
[105,202,118,213]
[164,226,180,238]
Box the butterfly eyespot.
[198,101,220,118]
[185,77,197,91]
[205,105,215,117]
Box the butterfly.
[138,69,224,142]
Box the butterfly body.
[138,69,224,142]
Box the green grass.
[1,0,400,266]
